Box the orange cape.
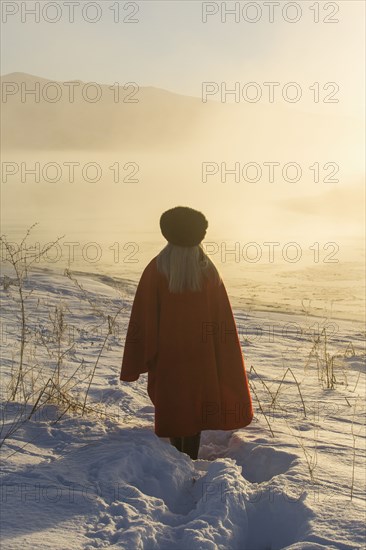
[120,257,254,437]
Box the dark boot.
[169,436,182,452]
[181,432,201,460]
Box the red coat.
[120,257,254,437]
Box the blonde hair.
[156,242,222,293]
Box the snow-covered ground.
[0,264,365,549]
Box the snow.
[0,263,365,549]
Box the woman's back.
[120,206,253,444]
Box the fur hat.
[160,206,208,247]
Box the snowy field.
[0,263,365,550]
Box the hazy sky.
[1,1,365,244]
[1,0,364,116]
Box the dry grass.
[0,224,126,452]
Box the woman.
[120,206,254,460]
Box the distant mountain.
[1,72,362,159]
[0,72,218,151]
